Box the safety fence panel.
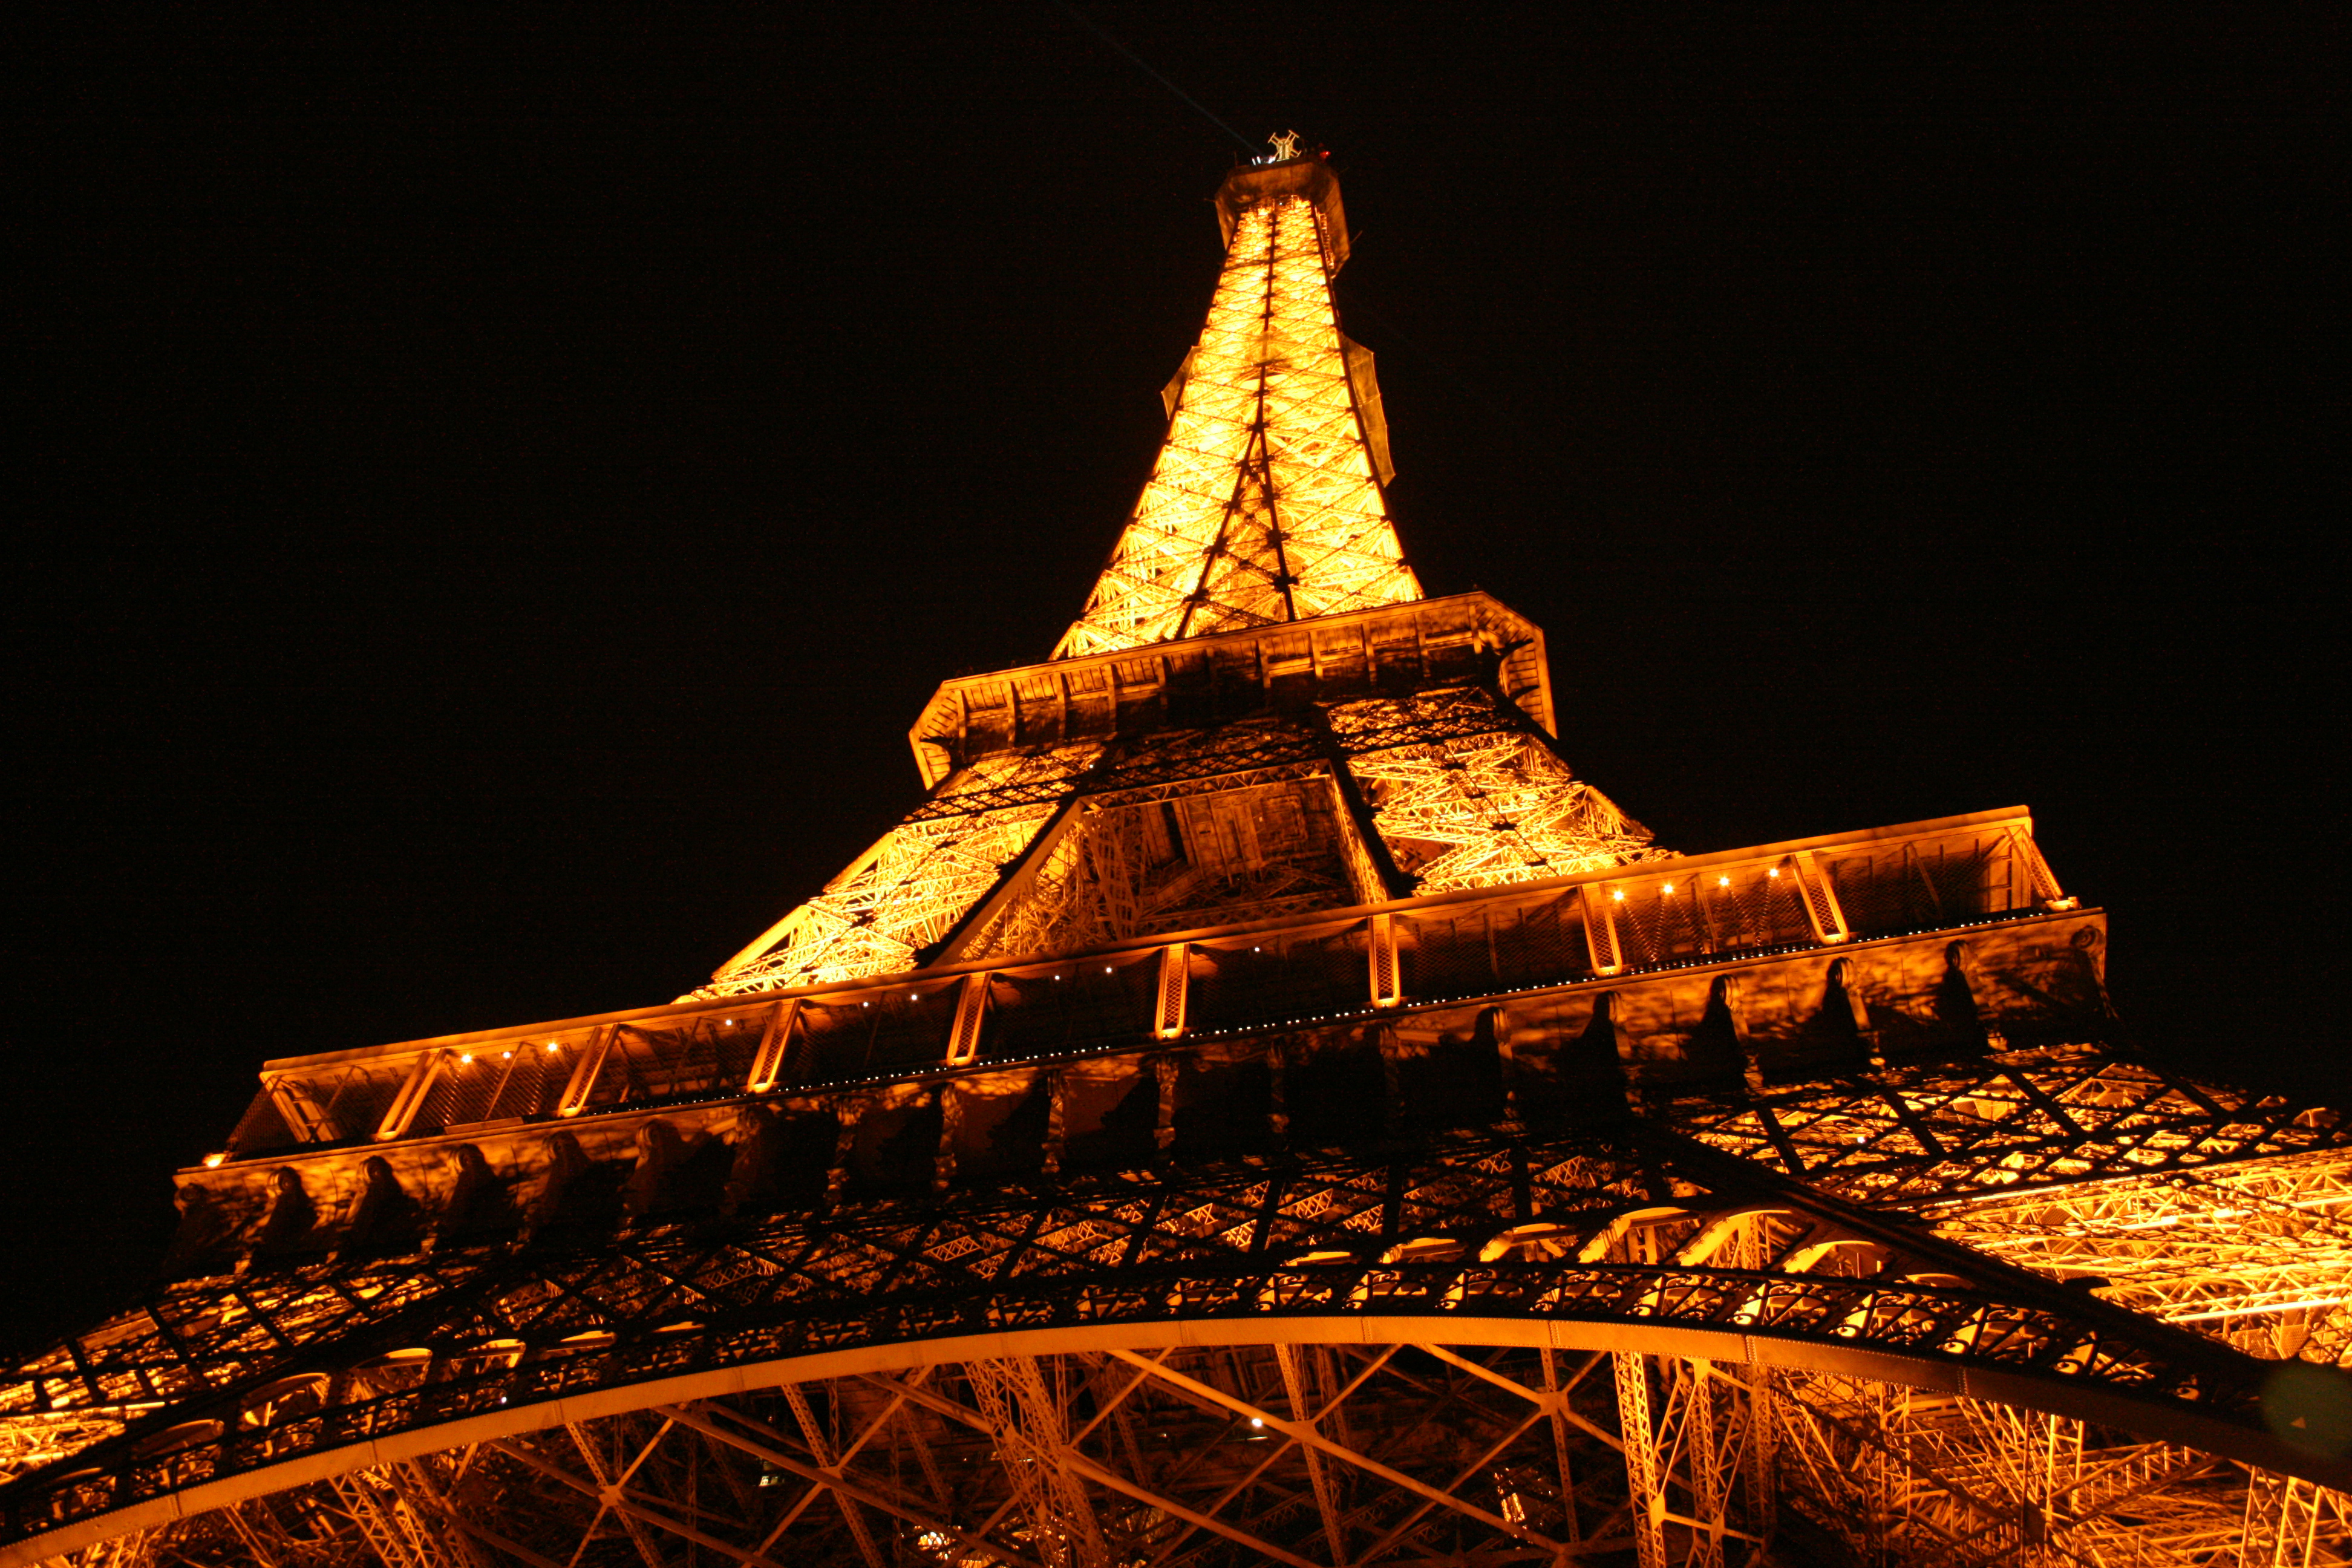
[224,1088,296,1157]
[227,1059,418,1154]
[580,1014,771,1112]
[1611,880,1713,968]
[1397,892,1589,1002]
[1821,829,2026,940]
[1186,921,1373,1033]
[980,950,1160,1061]
[1704,863,1823,951]
[789,982,962,1085]
[414,1047,569,1131]
[217,817,2060,1149]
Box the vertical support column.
[555,1025,618,1117]
[1368,911,1401,1007]
[945,974,990,1065]
[1486,1005,1523,1127]
[1540,1347,1584,1550]
[1154,943,1190,1039]
[1683,1360,1730,1568]
[1278,1345,1350,1568]
[1742,1364,1777,1549]
[745,1000,800,1093]
[2238,1469,2331,1568]
[1266,1040,1290,1145]
[1789,851,1851,944]
[1582,886,1625,976]
[1947,939,2010,1049]
[1615,1351,1669,1568]
[964,1357,1107,1567]
[375,1054,443,1141]
[933,1083,960,1193]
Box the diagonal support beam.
[781,1386,885,1568]
[1413,1342,1625,1454]
[563,1420,670,1568]
[1109,1347,1566,1556]
[863,1362,1330,1568]
[656,1402,1048,1568]
[1278,1344,1351,1567]
[1351,1406,1547,1564]
[1054,1442,1325,1568]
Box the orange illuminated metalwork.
[1054,162,1418,659]
[1,140,2343,1568]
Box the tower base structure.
[4,807,2348,1566]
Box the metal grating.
[1186,923,1373,1033]
[790,984,961,1084]
[1397,892,1589,1001]
[1826,832,2022,939]
[581,1016,769,1112]
[284,1062,413,1143]
[981,952,1159,1061]
[224,1089,294,1156]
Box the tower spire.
[1053,149,1421,659]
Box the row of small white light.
[209,903,2066,1160]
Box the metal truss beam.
[12,1120,2349,1563]
[10,1344,2347,1567]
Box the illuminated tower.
[3,142,2346,1568]
[699,148,1653,1003]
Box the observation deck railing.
[221,809,2065,1160]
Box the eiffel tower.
[4,142,2347,1568]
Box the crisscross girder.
[1055,192,1420,659]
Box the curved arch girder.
[10,1127,2348,1561]
[5,1266,2342,1564]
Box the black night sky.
[16,8,2338,1352]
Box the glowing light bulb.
[1769,867,1782,878]
[460,1053,474,1063]
[202,1152,226,1168]
[1662,884,1675,894]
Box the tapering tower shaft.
[694,153,1656,998]
[11,143,2349,1568]
[1056,154,1419,658]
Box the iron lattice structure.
[5,145,2346,1568]
[1052,156,1419,659]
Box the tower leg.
[1615,1351,1670,1568]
